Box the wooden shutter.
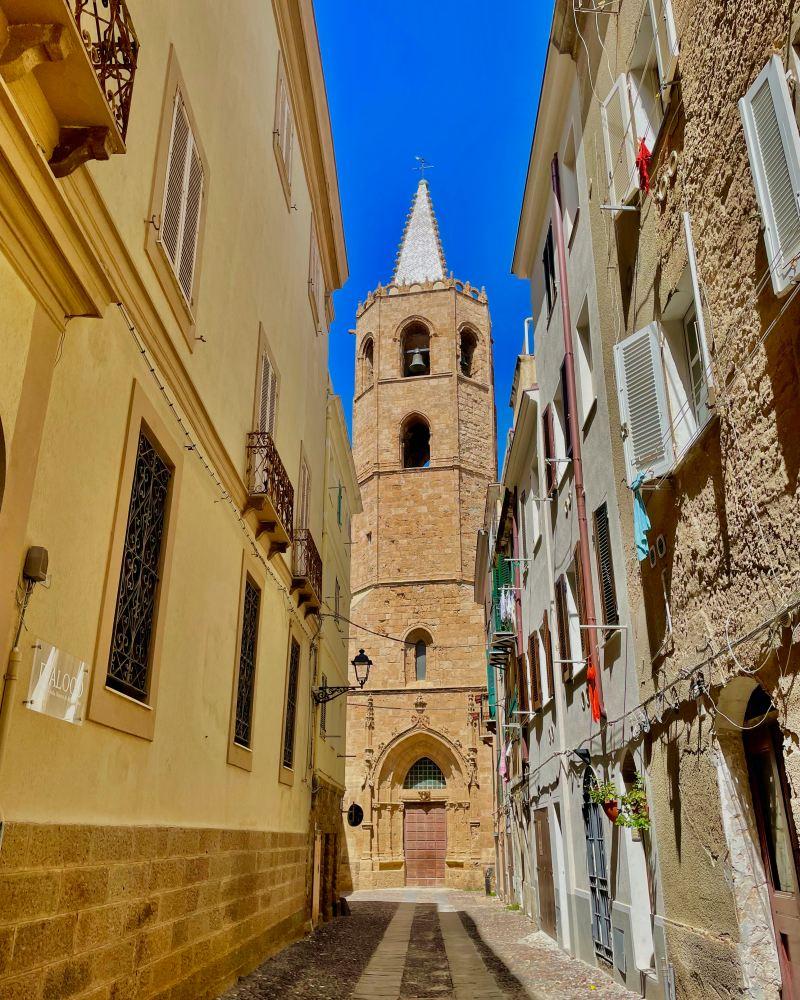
[593,503,619,629]
[517,651,528,715]
[178,143,203,302]
[529,632,543,711]
[159,90,204,306]
[573,545,590,665]
[160,95,190,266]
[542,610,555,698]
[543,406,557,495]
[258,351,278,435]
[601,75,637,209]
[555,576,571,681]
[297,458,310,529]
[613,322,672,484]
[560,360,573,458]
[739,55,800,296]
[648,0,679,98]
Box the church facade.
[340,179,498,890]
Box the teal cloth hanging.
[630,472,652,561]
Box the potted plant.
[618,773,651,833]
[588,780,620,823]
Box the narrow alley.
[221,890,639,1000]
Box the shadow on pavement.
[219,901,398,1000]
[456,908,532,999]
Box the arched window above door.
[404,757,446,789]
[405,627,433,682]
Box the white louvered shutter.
[159,90,205,307]
[601,75,637,209]
[178,142,203,303]
[258,352,277,436]
[613,322,672,484]
[648,0,679,97]
[160,95,189,267]
[739,55,800,296]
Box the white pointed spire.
[392,179,447,285]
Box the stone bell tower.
[341,178,497,890]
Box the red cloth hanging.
[636,138,652,193]
[586,659,602,723]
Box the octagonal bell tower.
[341,178,498,891]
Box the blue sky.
[315,0,554,461]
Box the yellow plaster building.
[0,1,350,996]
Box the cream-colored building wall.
[77,1,326,521]
[0,252,37,448]
[0,1,338,835]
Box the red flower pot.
[602,800,620,823]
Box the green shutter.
[486,655,497,719]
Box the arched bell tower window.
[460,329,478,378]
[360,337,374,390]
[406,627,433,681]
[401,322,430,377]
[404,757,446,789]
[402,415,430,468]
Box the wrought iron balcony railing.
[74,0,139,141]
[245,431,294,548]
[292,528,322,611]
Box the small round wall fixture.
[347,803,364,828]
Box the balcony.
[0,0,138,176]
[245,431,294,556]
[291,528,322,616]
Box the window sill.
[228,740,254,772]
[278,764,295,787]
[567,207,580,251]
[581,397,597,434]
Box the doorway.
[404,802,446,886]
[583,769,613,963]
[744,689,800,998]
[534,807,557,939]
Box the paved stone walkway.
[219,888,641,999]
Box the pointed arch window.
[360,337,374,390]
[404,757,446,790]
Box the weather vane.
[414,155,434,179]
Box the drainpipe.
[550,154,605,721]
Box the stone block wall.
[0,822,308,1000]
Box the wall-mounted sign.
[24,639,89,725]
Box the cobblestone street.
[219,889,640,1000]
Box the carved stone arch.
[373,726,469,801]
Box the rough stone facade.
[526,2,800,997]
[341,206,498,890]
[0,821,307,1000]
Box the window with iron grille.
[233,578,260,749]
[282,637,301,769]
[107,430,172,702]
[319,673,327,737]
[593,503,619,630]
[583,769,614,962]
[404,757,446,789]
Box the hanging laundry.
[629,472,652,561]
[500,585,515,626]
[636,138,652,193]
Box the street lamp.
[312,648,373,704]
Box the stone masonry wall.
[0,822,307,1000]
